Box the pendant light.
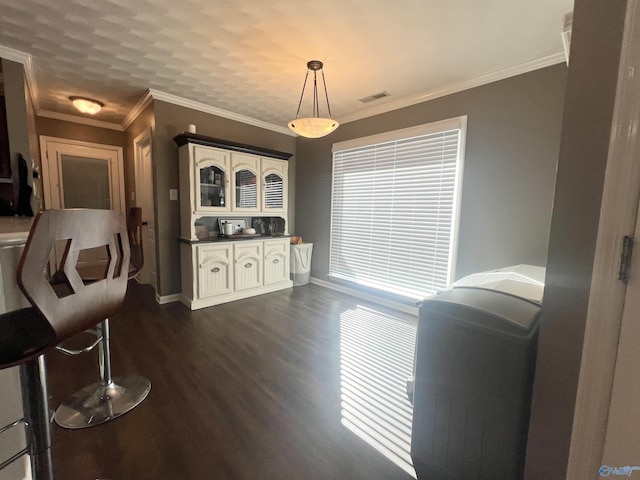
[288,60,339,138]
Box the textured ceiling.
[0,0,573,130]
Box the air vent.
[358,91,390,103]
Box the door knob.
[142,221,148,226]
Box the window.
[329,116,466,300]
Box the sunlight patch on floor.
[339,305,417,478]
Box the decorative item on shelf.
[69,96,104,115]
[195,225,208,240]
[288,60,339,139]
[187,124,197,134]
[218,218,247,236]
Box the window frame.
[329,115,467,300]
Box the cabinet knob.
[244,262,252,268]
[273,258,279,264]
[211,267,220,273]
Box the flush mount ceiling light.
[288,60,339,139]
[69,96,104,115]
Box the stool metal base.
[54,375,151,429]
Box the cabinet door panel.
[231,153,260,212]
[194,146,230,213]
[197,244,233,298]
[264,239,290,285]
[234,242,263,291]
[261,158,288,213]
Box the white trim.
[333,115,467,152]
[122,90,153,131]
[339,52,567,125]
[0,45,29,64]
[156,293,180,304]
[38,110,123,131]
[22,56,39,112]
[148,89,296,137]
[310,277,419,316]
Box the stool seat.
[0,307,55,367]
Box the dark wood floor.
[46,281,418,480]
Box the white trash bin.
[290,243,313,286]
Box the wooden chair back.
[17,209,130,342]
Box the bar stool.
[0,209,130,480]
[54,207,151,429]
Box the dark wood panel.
[46,282,417,480]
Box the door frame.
[39,136,125,212]
[565,0,640,477]
[133,127,157,290]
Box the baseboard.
[156,293,181,305]
[309,277,419,316]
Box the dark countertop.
[180,234,291,245]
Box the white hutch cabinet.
[175,133,293,310]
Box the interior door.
[40,136,125,212]
[134,128,157,290]
[40,136,125,268]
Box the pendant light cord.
[293,62,334,120]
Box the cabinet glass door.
[264,173,284,210]
[235,169,257,209]
[199,165,227,208]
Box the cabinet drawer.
[197,244,233,298]
[264,239,290,286]
[234,242,263,291]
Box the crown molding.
[23,55,39,111]
[38,110,124,131]
[121,90,153,130]
[339,52,567,125]
[148,89,296,137]
[0,45,29,64]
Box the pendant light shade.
[288,60,339,138]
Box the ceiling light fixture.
[288,60,339,139]
[69,96,104,115]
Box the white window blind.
[329,117,466,300]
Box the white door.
[40,136,125,269]
[134,129,157,290]
[40,136,125,212]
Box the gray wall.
[295,64,567,289]
[524,1,628,478]
[2,59,31,205]
[152,101,296,297]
